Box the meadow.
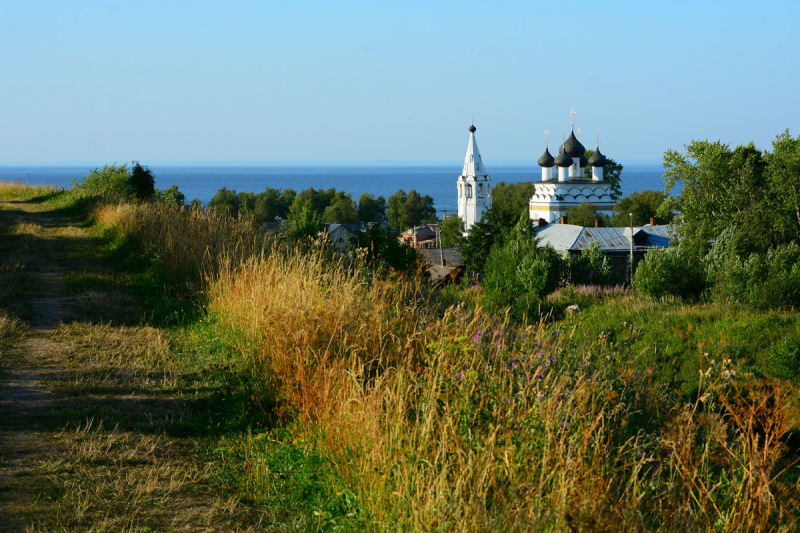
[1,180,799,531]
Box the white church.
[456,110,614,230]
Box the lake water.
[0,163,667,213]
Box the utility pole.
[629,213,634,282]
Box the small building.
[418,247,465,284]
[326,223,360,250]
[535,222,673,278]
[400,224,440,249]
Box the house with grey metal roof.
[536,222,675,277]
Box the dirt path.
[0,199,259,531]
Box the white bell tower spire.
[457,122,492,231]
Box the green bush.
[73,164,131,200]
[483,219,565,320]
[567,240,617,286]
[709,241,800,309]
[633,245,705,299]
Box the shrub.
[483,219,565,320]
[129,161,155,200]
[633,245,705,299]
[709,241,800,309]
[73,164,131,200]
[567,240,617,286]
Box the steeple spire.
[462,123,486,177]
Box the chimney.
[650,217,657,226]
[560,215,568,225]
[538,218,548,227]
[442,258,447,267]
[594,218,602,228]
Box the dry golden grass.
[205,249,800,531]
[95,202,273,284]
[52,323,181,392]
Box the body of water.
[0,163,668,213]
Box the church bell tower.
[457,122,492,231]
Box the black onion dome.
[588,148,608,167]
[468,124,477,133]
[538,147,555,167]
[564,130,586,157]
[554,144,574,167]
[580,155,589,167]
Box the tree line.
[207,186,437,231]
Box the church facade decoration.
[529,110,615,224]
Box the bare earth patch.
[0,197,262,532]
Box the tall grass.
[93,200,800,530]
[207,250,800,531]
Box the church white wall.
[542,167,553,181]
[558,167,568,182]
[592,167,604,181]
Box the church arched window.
[476,164,480,171]
[467,185,472,198]
[458,183,462,198]
[478,183,483,197]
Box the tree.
[323,192,359,223]
[209,187,239,217]
[251,187,295,223]
[765,129,800,244]
[350,223,418,273]
[565,202,607,227]
[289,195,323,239]
[663,139,771,259]
[129,161,155,200]
[609,190,673,227]
[357,193,387,224]
[74,164,130,199]
[483,217,565,320]
[155,185,185,205]
[461,207,530,273]
[439,216,465,247]
[492,181,536,219]
[584,150,623,200]
[386,189,436,230]
[292,188,338,218]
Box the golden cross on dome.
[544,129,549,147]
[570,108,576,128]
[596,129,600,148]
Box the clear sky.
[1,0,798,164]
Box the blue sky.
[1,0,798,164]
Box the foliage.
[208,187,239,218]
[483,218,564,320]
[706,234,800,310]
[460,206,525,272]
[564,201,608,227]
[765,129,800,243]
[386,189,436,230]
[491,181,535,219]
[289,195,323,240]
[129,161,155,200]
[662,139,772,259]
[349,223,418,273]
[567,240,616,285]
[155,184,185,206]
[292,187,337,218]
[323,191,359,224]
[584,149,623,199]
[439,215,465,247]
[73,164,131,200]
[633,244,705,299]
[609,189,673,226]
[357,192,387,224]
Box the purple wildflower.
[455,372,463,379]
[472,332,484,340]
[490,353,496,358]
[503,398,510,403]
[536,374,544,380]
